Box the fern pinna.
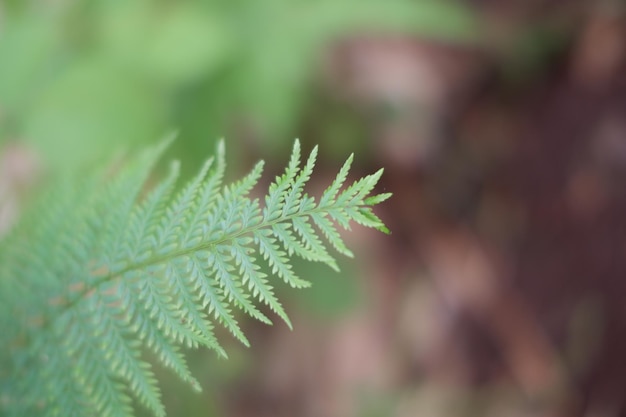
[0,139,390,417]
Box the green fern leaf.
[0,138,390,417]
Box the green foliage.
[0,139,390,417]
[0,0,478,168]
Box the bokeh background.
[2,0,626,416]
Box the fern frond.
[0,138,390,417]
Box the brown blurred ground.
[222,2,626,416]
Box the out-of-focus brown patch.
[569,8,626,89]
[0,142,40,237]
[323,35,488,170]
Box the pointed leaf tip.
[364,192,392,206]
[377,224,391,235]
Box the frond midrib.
[38,200,367,332]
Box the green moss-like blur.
[0,0,476,171]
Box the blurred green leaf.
[24,60,165,168]
[1,0,477,166]
[97,2,234,86]
[0,14,62,115]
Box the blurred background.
[2,0,626,416]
